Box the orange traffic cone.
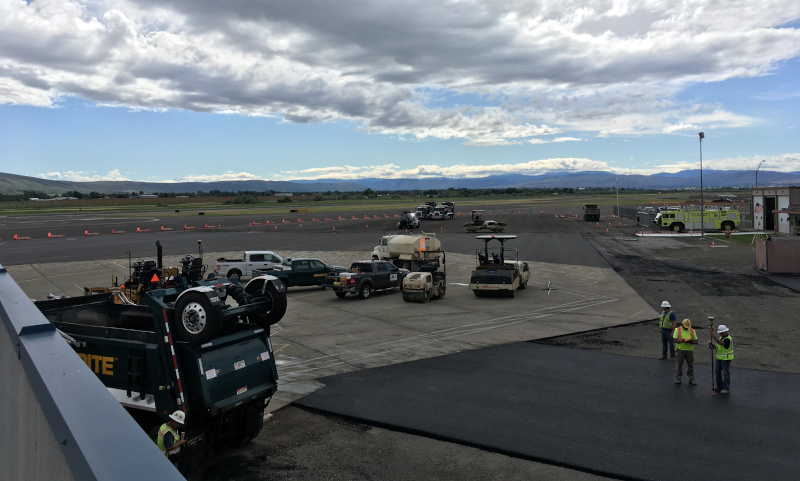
[712,241,716,247]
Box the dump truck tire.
[244,279,288,327]
[174,292,221,344]
[437,282,446,299]
[231,406,264,447]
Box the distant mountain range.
[1,170,797,195]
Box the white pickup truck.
[214,251,284,279]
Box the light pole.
[699,132,704,238]
[756,160,765,187]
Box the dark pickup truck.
[254,258,347,288]
[325,260,409,299]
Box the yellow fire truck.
[653,209,741,232]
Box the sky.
[1,0,799,183]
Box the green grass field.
[0,190,740,217]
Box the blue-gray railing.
[0,263,182,480]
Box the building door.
[765,196,776,231]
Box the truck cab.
[214,251,284,279]
[326,260,409,299]
[257,258,346,288]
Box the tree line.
[0,185,753,203]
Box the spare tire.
[174,291,221,344]
[245,279,288,327]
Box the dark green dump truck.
[35,266,286,473]
[583,204,601,221]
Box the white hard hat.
[717,324,729,334]
[169,410,185,425]
[661,301,671,308]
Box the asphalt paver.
[297,342,799,481]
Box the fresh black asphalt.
[297,343,799,481]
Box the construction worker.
[658,301,677,360]
[673,319,698,385]
[710,324,734,395]
[157,410,187,466]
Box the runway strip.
[297,343,800,481]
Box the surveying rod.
[708,316,715,395]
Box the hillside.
[1,170,797,195]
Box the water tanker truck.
[372,233,443,271]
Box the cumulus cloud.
[276,157,649,180]
[40,153,799,185]
[173,171,261,182]
[272,152,800,181]
[528,136,582,144]
[37,169,131,182]
[2,0,799,145]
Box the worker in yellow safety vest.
[157,410,187,466]
[673,319,697,385]
[710,324,734,395]
[658,301,677,360]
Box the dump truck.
[34,243,288,472]
[416,204,432,220]
[469,235,531,297]
[583,204,601,221]
[441,201,455,219]
[401,250,446,302]
[372,233,443,271]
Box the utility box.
[755,237,800,274]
